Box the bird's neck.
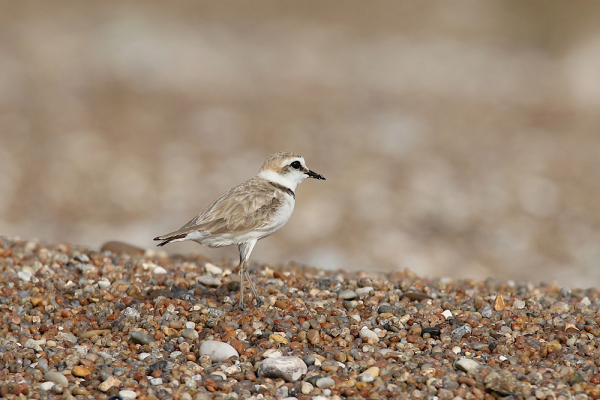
[257,170,300,192]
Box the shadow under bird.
[154,151,325,309]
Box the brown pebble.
[100,241,145,257]
[401,292,432,301]
[307,329,320,344]
[72,366,91,377]
[494,294,505,311]
[230,339,244,355]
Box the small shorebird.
[154,152,325,309]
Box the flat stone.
[338,289,357,300]
[204,263,223,275]
[451,324,472,339]
[40,382,55,391]
[316,376,335,388]
[72,366,91,377]
[131,331,155,345]
[44,371,68,386]
[197,274,222,287]
[119,390,138,400]
[258,356,308,382]
[355,286,374,296]
[199,340,239,362]
[99,376,121,392]
[455,358,481,373]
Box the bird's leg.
[245,270,263,307]
[237,248,246,311]
[237,241,261,309]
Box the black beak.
[307,170,326,180]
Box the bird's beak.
[307,170,326,180]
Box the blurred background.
[2,1,600,288]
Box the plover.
[154,151,325,309]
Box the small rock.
[130,331,155,345]
[513,299,526,309]
[358,373,374,383]
[100,241,145,256]
[494,294,505,311]
[150,377,163,385]
[484,370,521,395]
[182,328,199,340]
[17,269,33,282]
[359,326,379,343]
[199,340,239,362]
[99,376,122,392]
[480,305,493,318]
[121,307,141,320]
[44,371,68,386]
[72,366,91,377]
[316,377,335,388]
[263,349,283,358]
[377,303,395,314]
[258,356,308,382]
[338,289,357,300]
[40,382,55,391]
[204,263,223,275]
[98,278,111,289]
[197,275,222,287]
[442,310,453,319]
[301,381,314,394]
[455,358,481,373]
[153,266,167,275]
[362,366,380,377]
[355,286,374,296]
[307,329,320,344]
[119,390,138,400]
[580,297,591,307]
[451,324,472,339]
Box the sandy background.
[2,1,600,287]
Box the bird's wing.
[157,178,287,242]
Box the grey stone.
[131,331,155,345]
[316,377,335,388]
[44,371,68,386]
[197,275,222,287]
[338,289,357,300]
[182,328,199,340]
[451,324,472,339]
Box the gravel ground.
[1,236,599,399]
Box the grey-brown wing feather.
[155,178,285,243]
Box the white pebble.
[513,299,526,309]
[204,262,223,275]
[185,321,196,329]
[258,356,308,382]
[199,340,239,362]
[119,390,138,400]
[98,278,111,289]
[17,269,33,282]
[153,266,167,275]
[581,297,591,307]
[263,349,283,358]
[452,346,462,354]
[442,310,453,319]
[359,326,379,343]
[138,352,152,360]
[150,377,163,385]
[40,382,55,391]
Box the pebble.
[451,323,472,339]
[258,356,308,382]
[99,376,122,392]
[98,278,111,289]
[153,266,167,274]
[199,340,239,362]
[204,262,223,275]
[484,370,521,395]
[181,328,199,340]
[119,390,138,400]
[40,382,55,391]
[130,331,155,345]
[72,365,91,377]
[197,274,222,287]
[338,289,357,300]
[454,358,481,373]
[359,326,379,343]
[442,309,453,319]
[316,377,335,388]
[355,286,373,296]
[44,371,68,386]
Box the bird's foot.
[237,299,246,311]
[254,296,264,307]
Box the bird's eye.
[290,161,301,169]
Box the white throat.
[257,169,304,192]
